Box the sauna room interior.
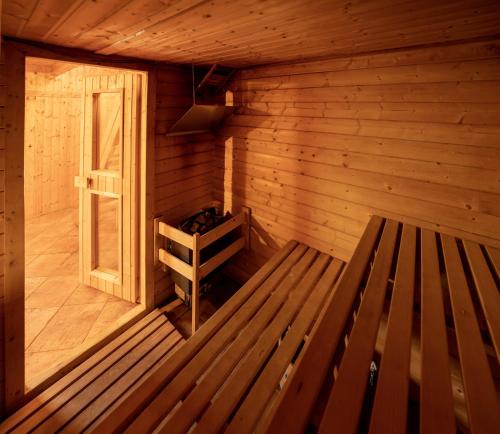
[0,1,499,433]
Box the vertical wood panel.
[0,36,6,417]
[24,66,82,218]
[4,42,25,412]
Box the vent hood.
[168,104,234,136]
[167,65,234,136]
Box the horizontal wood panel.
[234,101,500,126]
[3,1,500,66]
[216,39,500,263]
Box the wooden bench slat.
[224,258,345,434]
[420,229,456,434]
[484,245,500,277]
[317,219,400,434]
[262,215,384,434]
[186,253,333,434]
[441,235,500,434]
[10,313,171,433]
[34,322,177,433]
[0,308,166,432]
[62,329,183,432]
[91,240,300,434]
[369,224,416,434]
[86,339,186,432]
[138,247,318,434]
[463,240,500,361]
[120,243,309,433]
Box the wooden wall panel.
[0,39,6,417]
[153,66,216,304]
[24,67,83,219]
[3,0,500,67]
[216,39,500,273]
[2,40,25,415]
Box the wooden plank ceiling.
[2,0,500,67]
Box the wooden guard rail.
[157,208,250,334]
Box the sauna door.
[76,75,140,303]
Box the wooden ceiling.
[2,0,500,67]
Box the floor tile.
[25,233,57,255]
[25,277,47,299]
[65,284,112,306]
[44,235,79,254]
[24,208,138,390]
[25,348,74,391]
[84,300,137,343]
[26,276,80,309]
[26,253,73,278]
[25,307,59,349]
[28,303,105,352]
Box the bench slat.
[317,219,399,434]
[464,240,500,360]
[441,235,500,434]
[420,229,456,434]
[485,245,500,277]
[62,328,183,432]
[35,322,178,433]
[262,215,384,434]
[369,224,416,434]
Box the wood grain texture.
[0,37,6,417]
[0,308,184,433]
[24,61,83,218]
[420,229,456,434]
[216,38,500,273]
[3,40,26,413]
[2,1,500,67]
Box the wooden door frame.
[1,37,158,412]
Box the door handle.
[74,176,92,189]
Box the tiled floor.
[25,208,137,391]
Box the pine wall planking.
[215,38,500,272]
[153,66,216,303]
[0,43,6,417]
[24,68,83,219]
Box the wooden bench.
[0,307,184,433]
[266,216,500,434]
[2,217,498,433]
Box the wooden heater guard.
[155,207,251,334]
